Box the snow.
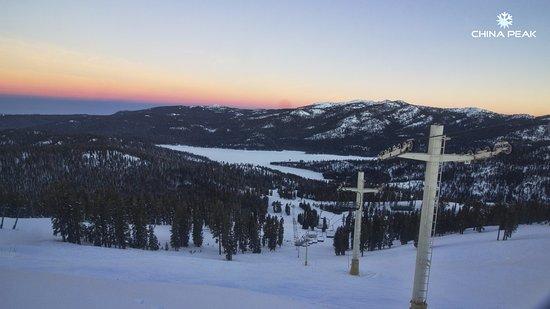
[290,109,311,117]
[450,107,495,117]
[404,115,433,128]
[123,154,140,162]
[158,145,372,180]
[1,213,549,309]
[306,110,390,140]
[308,102,340,109]
[169,126,189,131]
[308,115,362,139]
[1,269,313,309]
[393,105,421,124]
[389,180,423,189]
[37,140,53,145]
[192,125,217,133]
[511,125,549,141]
[307,108,326,116]
[307,100,379,110]
[82,151,143,166]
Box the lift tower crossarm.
[380,141,511,163]
[397,152,490,163]
[395,153,431,162]
[340,187,380,194]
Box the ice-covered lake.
[159,145,372,180]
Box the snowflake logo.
[496,12,513,28]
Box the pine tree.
[179,205,191,247]
[170,207,182,250]
[51,203,69,242]
[471,202,485,233]
[333,228,340,255]
[105,214,115,248]
[503,205,519,240]
[399,215,409,245]
[333,226,348,255]
[234,213,248,253]
[277,218,284,247]
[192,215,203,247]
[248,214,261,253]
[130,199,147,249]
[272,201,282,213]
[113,202,130,249]
[66,201,84,244]
[457,205,469,234]
[209,202,224,255]
[265,216,278,251]
[48,180,84,245]
[221,212,236,260]
[147,225,159,250]
[301,215,308,230]
[48,181,74,243]
[495,203,506,240]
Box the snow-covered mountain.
[1,100,547,155]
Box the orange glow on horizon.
[0,38,313,109]
[1,38,548,115]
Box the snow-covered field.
[1,193,549,309]
[159,145,372,180]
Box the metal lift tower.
[378,124,511,309]
[340,171,379,276]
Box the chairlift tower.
[378,124,511,309]
[340,171,379,276]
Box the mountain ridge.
[1,98,546,117]
[0,99,547,156]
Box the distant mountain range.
[1,100,548,203]
[1,100,547,155]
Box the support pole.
[304,241,308,266]
[410,125,443,309]
[350,171,364,276]
[340,172,378,276]
[378,124,511,308]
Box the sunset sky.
[1,0,549,115]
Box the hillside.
[1,100,547,155]
[1,100,548,204]
[0,130,339,221]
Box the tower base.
[349,258,359,276]
[410,300,427,309]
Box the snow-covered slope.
[1,215,549,309]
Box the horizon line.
[0,93,547,117]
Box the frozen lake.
[159,145,372,180]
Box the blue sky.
[0,0,549,115]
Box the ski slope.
[1,201,549,308]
